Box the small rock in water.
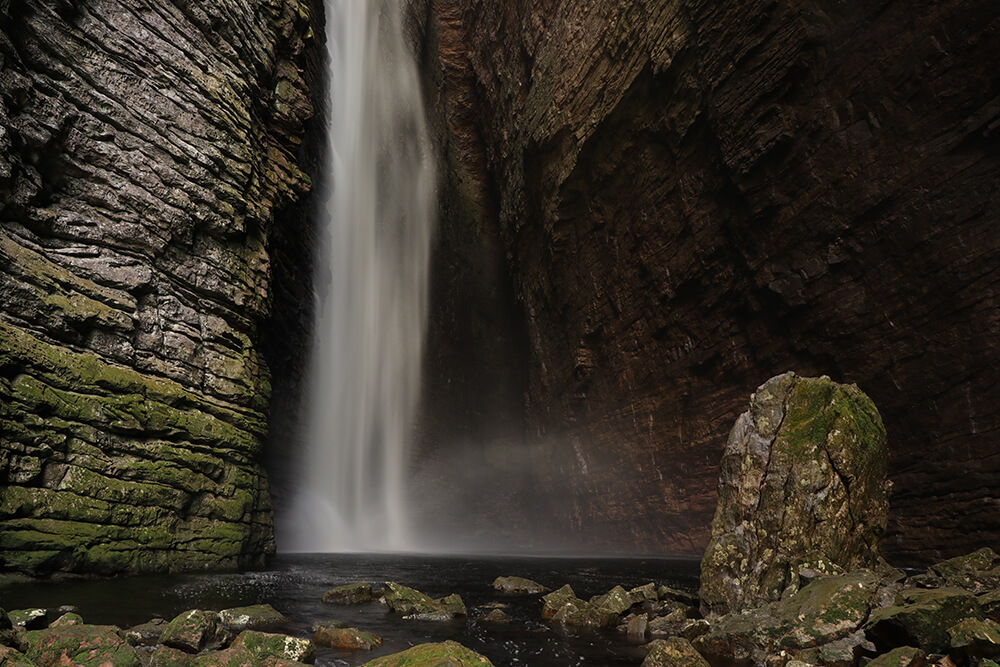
[492,576,548,595]
[542,585,577,619]
[626,613,649,639]
[311,619,349,632]
[49,613,83,628]
[591,585,632,615]
[322,582,376,604]
[480,609,511,624]
[628,583,659,605]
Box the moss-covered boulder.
[866,587,982,654]
[218,605,287,632]
[694,570,880,664]
[641,637,710,667]
[150,645,194,667]
[383,583,466,619]
[550,600,619,629]
[6,611,46,632]
[981,591,1000,622]
[700,373,889,616]
[948,617,1000,658]
[591,585,633,615]
[159,610,223,654]
[360,641,494,666]
[124,618,168,647]
[541,585,578,619]
[0,645,37,667]
[313,626,381,650]
[492,576,548,594]
[322,583,376,604]
[49,613,83,628]
[929,548,1000,595]
[231,630,315,663]
[864,646,927,666]
[24,625,140,667]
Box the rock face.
[0,0,316,573]
[700,373,889,616]
[418,0,1000,559]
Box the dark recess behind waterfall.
[264,0,1000,564]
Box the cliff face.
[0,0,315,573]
[423,0,1000,561]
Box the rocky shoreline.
[2,548,1000,666]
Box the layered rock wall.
[0,0,315,573]
[422,0,1000,561]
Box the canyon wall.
[421,0,1000,563]
[0,0,316,573]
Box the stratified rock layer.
[699,373,889,615]
[0,0,315,573]
[421,0,1000,560]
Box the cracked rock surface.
[0,0,316,574]
[699,372,889,616]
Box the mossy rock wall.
[0,0,317,574]
[700,372,889,616]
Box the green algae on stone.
[866,587,983,654]
[864,646,927,666]
[322,583,376,604]
[641,637,710,667]
[159,610,223,654]
[231,630,315,663]
[24,625,140,667]
[700,373,889,616]
[0,645,37,667]
[360,641,494,666]
[313,626,381,650]
[218,605,288,632]
[492,576,549,594]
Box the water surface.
[0,553,700,666]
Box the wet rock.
[657,587,699,608]
[679,620,711,642]
[867,587,982,654]
[313,626,381,650]
[795,631,876,667]
[159,610,224,654]
[1,609,20,650]
[322,583,376,604]
[310,620,348,633]
[6,611,46,632]
[0,645,36,667]
[641,637,710,667]
[629,584,659,604]
[492,576,548,595]
[124,619,168,647]
[383,584,466,620]
[542,585,578,619]
[648,609,688,636]
[929,548,1000,595]
[218,605,287,632]
[695,570,880,664]
[591,586,633,615]
[191,646,258,666]
[947,618,1000,658]
[480,610,511,624]
[48,613,83,628]
[150,645,194,667]
[980,591,1000,622]
[701,374,889,616]
[865,646,928,666]
[24,624,140,667]
[359,640,494,666]
[232,630,315,663]
[550,600,619,629]
[624,613,649,639]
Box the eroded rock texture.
[422,0,1000,560]
[0,0,315,573]
[699,373,889,616]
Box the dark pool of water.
[0,553,701,666]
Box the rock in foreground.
[360,641,494,666]
[700,373,889,616]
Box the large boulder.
[383,583,466,620]
[159,610,224,654]
[866,587,983,654]
[700,373,889,616]
[360,641,494,666]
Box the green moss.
[779,378,836,461]
[360,641,495,667]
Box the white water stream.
[287,0,435,552]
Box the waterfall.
[286,0,436,552]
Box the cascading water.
[286,0,435,552]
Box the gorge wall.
[419,0,1000,563]
[0,0,316,573]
